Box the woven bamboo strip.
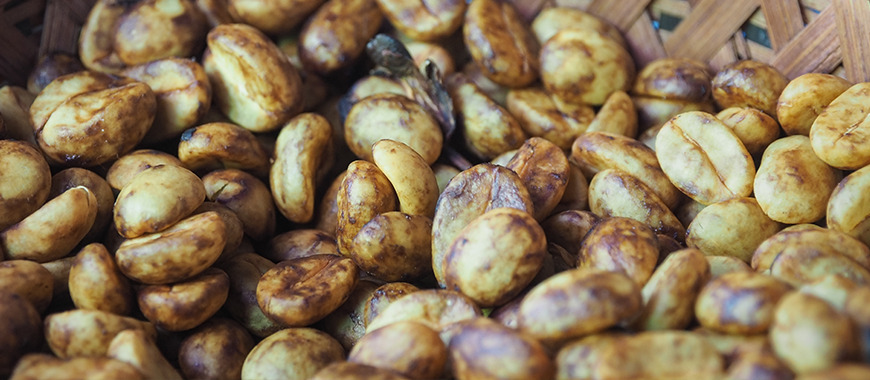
[0,7,40,85]
[770,5,842,79]
[625,11,668,67]
[833,0,870,82]
[39,0,94,56]
[663,0,760,61]
[760,0,806,51]
[4,0,42,22]
[586,0,652,32]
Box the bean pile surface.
[2,0,870,379]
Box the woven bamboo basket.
[0,0,95,85]
[1,0,868,84]
[566,0,870,82]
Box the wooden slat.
[625,10,667,67]
[586,0,654,32]
[770,5,842,79]
[0,15,38,85]
[817,46,847,76]
[66,0,97,21]
[747,39,776,62]
[39,0,79,56]
[833,0,870,82]
[761,0,806,51]
[803,0,834,11]
[709,39,739,71]
[732,26,752,59]
[684,0,748,71]
[664,0,761,61]
[553,0,593,9]
[3,0,44,24]
[649,0,691,17]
